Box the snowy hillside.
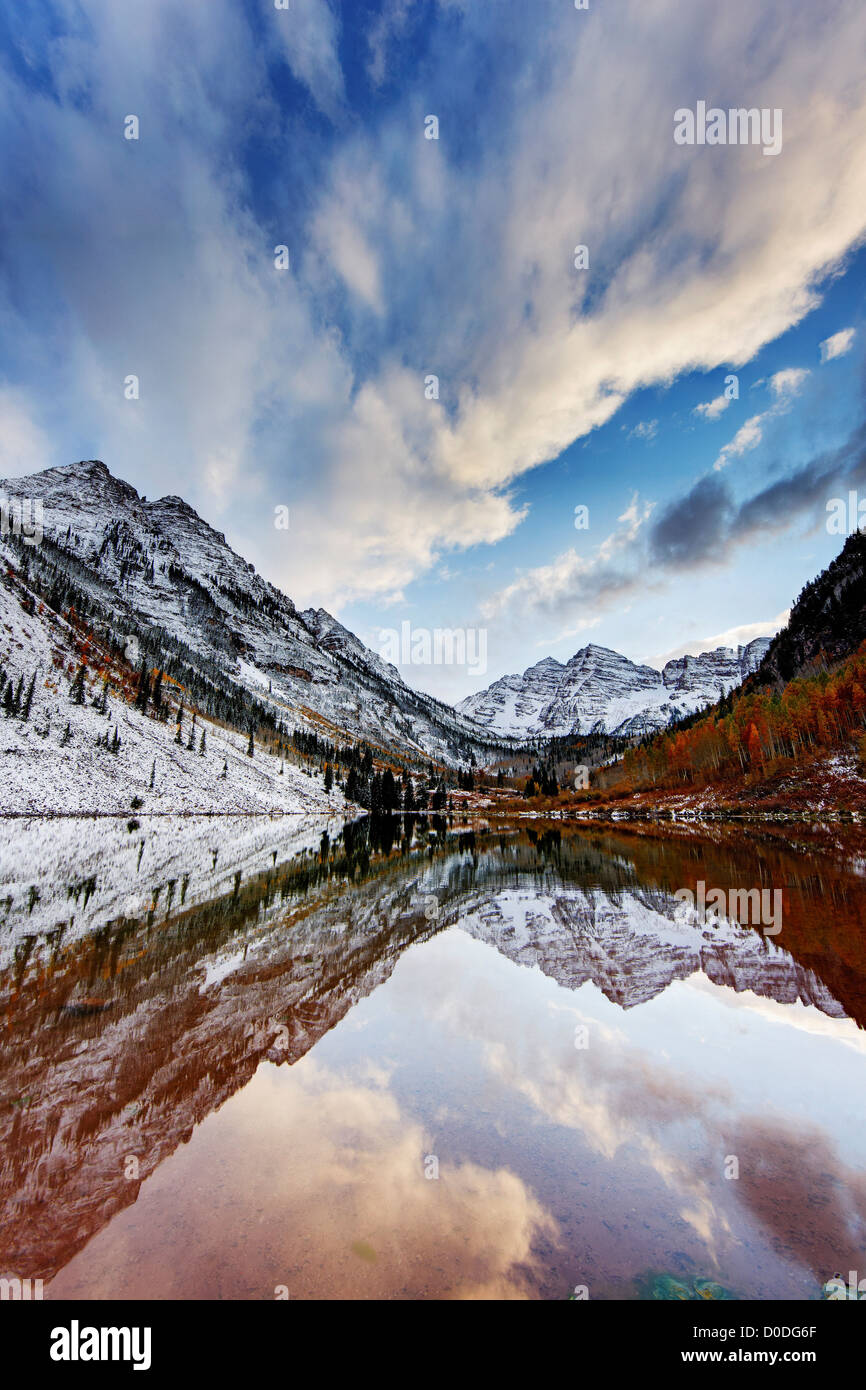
[0,460,773,790]
[0,563,346,814]
[457,639,771,738]
[0,460,500,769]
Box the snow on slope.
[1,459,771,762]
[457,639,772,738]
[0,568,346,814]
[0,460,495,766]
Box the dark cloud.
[648,421,866,577]
[733,420,866,538]
[648,474,735,569]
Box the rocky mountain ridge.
[457,638,771,738]
[2,459,775,758]
[0,460,501,766]
[756,528,866,686]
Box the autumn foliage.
[603,641,866,793]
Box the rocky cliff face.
[662,642,771,695]
[756,529,866,685]
[458,639,771,737]
[0,458,779,758]
[0,460,498,765]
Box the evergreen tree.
[149,760,156,789]
[21,671,36,722]
[151,669,163,715]
[247,728,254,757]
[70,665,86,705]
[199,729,206,756]
[324,762,333,792]
[94,676,109,715]
[382,767,399,811]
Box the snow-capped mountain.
[1,460,771,766]
[457,638,771,738]
[0,460,499,766]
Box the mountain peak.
[567,642,631,666]
[68,458,110,476]
[0,457,490,764]
[460,635,771,738]
[149,494,198,516]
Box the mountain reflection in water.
[2,815,865,1300]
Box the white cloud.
[482,494,654,624]
[820,327,857,362]
[656,611,790,665]
[694,393,730,420]
[769,366,810,397]
[628,419,658,441]
[0,389,53,479]
[1,0,866,619]
[272,0,345,118]
[714,368,810,469]
[366,0,413,88]
[535,616,601,648]
[713,413,766,469]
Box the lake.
[2,813,865,1301]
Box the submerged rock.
[637,1271,738,1301]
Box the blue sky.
[0,0,865,701]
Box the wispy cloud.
[0,387,53,478]
[820,327,857,362]
[713,368,810,470]
[272,0,345,118]
[628,419,659,441]
[366,0,413,88]
[0,0,865,618]
[694,393,731,421]
[482,495,655,623]
[656,612,790,665]
[484,422,866,629]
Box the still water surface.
[2,815,864,1300]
